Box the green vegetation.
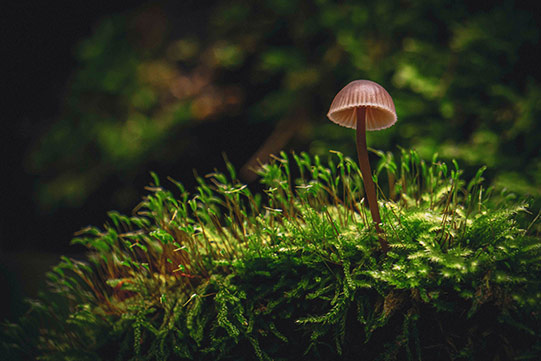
[4,150,540,360]
[26,1,541,216]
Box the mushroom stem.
[355,107,389,253]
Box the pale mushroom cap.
[327,80,397,131]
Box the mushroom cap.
[327,80,397,130]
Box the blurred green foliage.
[26,0,541,212]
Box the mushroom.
[327,80,397,252]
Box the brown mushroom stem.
[355,107,389,253]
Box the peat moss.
[3,150,541,360]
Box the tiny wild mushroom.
[327,80,397,253]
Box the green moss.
[3,150,540,360]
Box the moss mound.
[3,150,541,360]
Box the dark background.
[3,0,150,321]
[2,0,541,322]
